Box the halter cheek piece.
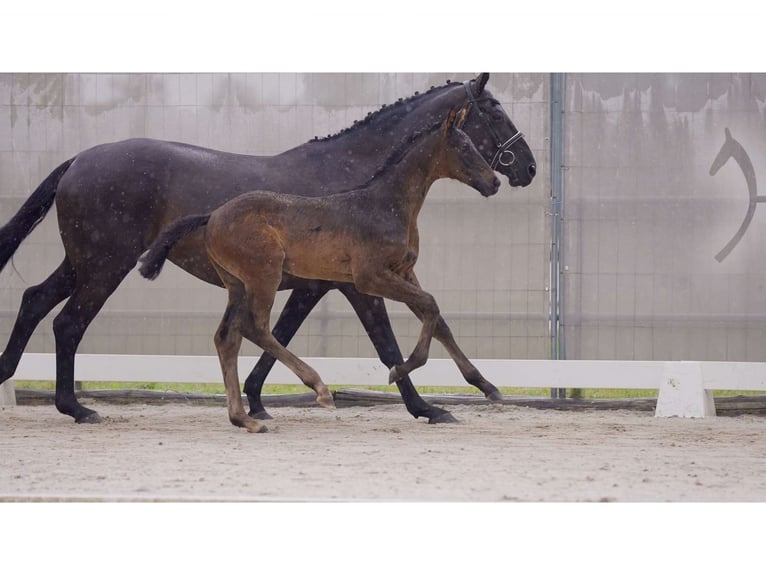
[463,81,525,170]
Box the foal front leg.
[431,316,502,401]
[403,272,502,401]
[354,270,440,383]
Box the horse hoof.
[428,411,460,425]
[388,366,402,384]
[248,409,274,421]
[247,423,269,434]
[486,390,504,402]
[75,411,102,424]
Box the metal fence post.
[550,73,566,398]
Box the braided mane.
[308,80,459,143]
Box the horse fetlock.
[248,408,274,420]
[0,357,15,384]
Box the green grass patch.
[12,380,764,400]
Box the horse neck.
[277,85,467,186]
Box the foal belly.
[282,243,353,282]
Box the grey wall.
[563,73,766,360]
[0,73,551,364]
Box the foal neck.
[372,132,445,215]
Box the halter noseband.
[463,81,525,170]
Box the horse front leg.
[337,284,458,424]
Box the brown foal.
[140,108,500,432]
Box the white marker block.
[0,381,16,408]
[656,362,715,418]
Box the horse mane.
[308,80,458,143]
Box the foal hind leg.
[249,325,336,410]
[214,259,335,411]
[243,283,332,419]
[242,279,335,410]
[0,258,76,383]
[214,291,267,433]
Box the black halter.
[463,81,526,170]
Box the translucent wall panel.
[563,73,766,360]
[0,73,550,367]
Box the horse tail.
[139,214,211,280]
[0,158,75,274]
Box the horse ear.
[725,127,732,140]
[472,73,490,97]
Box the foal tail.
[139,214,211,280]
[0,158,75,274]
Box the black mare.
[0,73,536,424]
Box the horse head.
[437,106,501,198]
[459,72,537,188]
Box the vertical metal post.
[550,73,566,399]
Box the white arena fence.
[4,353,766,419]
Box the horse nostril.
[528,163,537,178]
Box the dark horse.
[139,108,500,432]
[0,73,536,425]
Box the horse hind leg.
[51,255,142,423]
[0,258,76,383]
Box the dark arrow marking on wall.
[709,127,765,262]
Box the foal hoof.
[388,365,402,384]
[75,411,103,424]
[316,393,336,410]
[247,422,269,434]
[486,390,504,402]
